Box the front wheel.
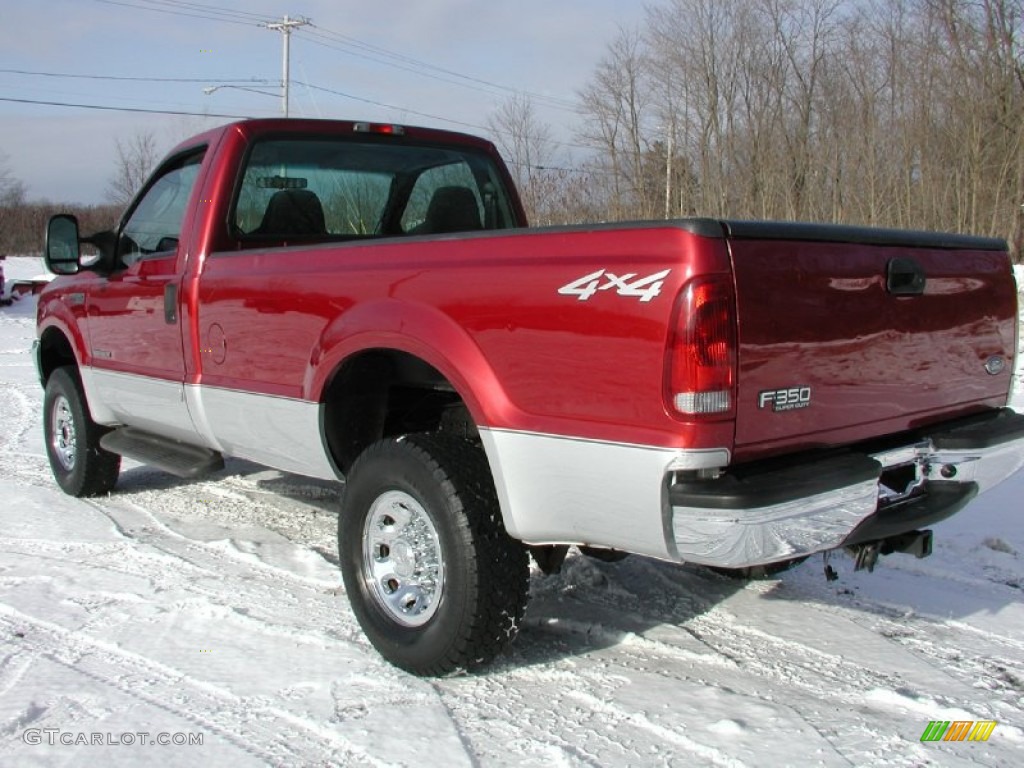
[43,366,121,497]
[338,434,529,675]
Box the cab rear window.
[231,138,517,243]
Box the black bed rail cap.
[721,219,1008,251]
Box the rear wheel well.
[38,328,77,384]
[321,350,478,475]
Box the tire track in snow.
[427,668,618,768]
[60,497,363,654]
[563,560,902,697]
[0,605,388,767]
[430,584,786,767]
[623,560,977,702]
[2,489,474,766]
[1,383,29,429]
[113,465,341,568]
[562,689,747,768]
[0,375,51,488]
[90,495,341,593]
[807,597,1024,714]
[0,384,34,455]
[512,556,1017,767]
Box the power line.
[92,0,262,26]
[0,68,272,85]
[90,0,581,115]
[0,95,609,177]
[86,0,597,173]
[0,96,251,119]
[3,70,595,157]
[296,30,510,102]
[4,73,595,158]
[125,0,268,22]
[1,89,488,131]
[299,24,580,113]
[298,28,579,113]
[505,159,615,177]
[291,80,596,156]
[290,80,597,156]
[291,80,491,133]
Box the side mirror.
[44,214,82,275]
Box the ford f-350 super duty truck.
[36,118,1024,674]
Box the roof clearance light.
[353,122,406,136]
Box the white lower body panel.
[188,384,335,480]
[80,368,336,481]
[82,367,198,443]
[479,427,727,560]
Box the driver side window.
[120,150,205,261]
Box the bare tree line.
[0,199,120,257]
[0,127,165,256]
[106,130,160,208]
[492,0,1024,260]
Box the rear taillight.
[665,276,737,418]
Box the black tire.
[338,434,529,675]
[43,366,121,497]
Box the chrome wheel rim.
[361,490,444,627]
[51,394,77,471]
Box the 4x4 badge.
[558,269,671,303]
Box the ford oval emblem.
[984,356,1006,375]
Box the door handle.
[164,284,178,324]
[887,257,926,295]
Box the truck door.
[86,149,205,442]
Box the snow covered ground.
[1,255,1023,767]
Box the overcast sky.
[0,0,645,205]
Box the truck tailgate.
[725,222,1018,462]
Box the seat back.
[421,186,482,234]
[255,189,327,236]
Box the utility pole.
[263,14,310,118]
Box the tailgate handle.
[887,258,926,295]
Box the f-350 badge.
[758,386,812,412]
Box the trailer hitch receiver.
[849,529,933,573]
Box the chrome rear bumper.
[669,409,1024,569]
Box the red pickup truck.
[36,118,1024,674]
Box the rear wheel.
[43,366,121,497]
[338,434,529,675]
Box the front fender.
[36,287,121,425]
[36,290,89,375]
